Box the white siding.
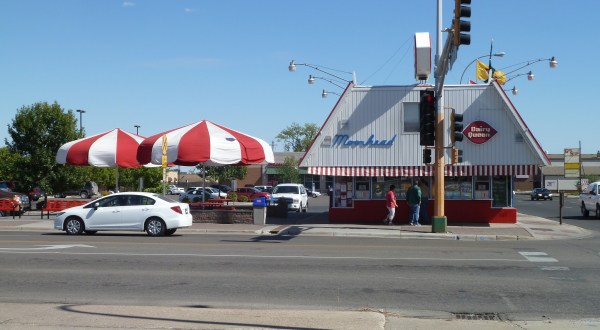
[300,84,547,169]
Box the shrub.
[238,195,248,202]
[181,196,190,203]
[228,192,238,202]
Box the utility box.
[414,32,431,81]
[252,197,267,225]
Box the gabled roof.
[299,81,549,176]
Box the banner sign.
[564,148,580,178]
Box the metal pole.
[432,0,447,232]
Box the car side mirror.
[93,202,100,210]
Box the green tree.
[5,102,82,192]
[276,122,319,152]
[199,165,247,185]
[278,156,300,183]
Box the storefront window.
[492,176,510,207]
[333,177,353,207]
[474,176,491,199]
[444,176,473,199]
[372,177,404,200]
[372,177,385,199]
[354,176,370,199]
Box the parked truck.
[580,181,600,218]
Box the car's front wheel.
[80,191,88,199]
[303,201,308,212]
[146,218,166,236]
[582,202,590,217]
[596,205,600,219]
[65,217,84,235]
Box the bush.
[181,196,190,203]
[239,195,248,202]
[228,192,238,202]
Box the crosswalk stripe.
[519,251,558,263]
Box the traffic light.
[453,0,471,46]
[419,91,436,146]
[451,147,463,164]
[450,110,464,144]
[423,148,432,164]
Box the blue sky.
[0,1,592,155]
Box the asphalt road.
[515,193,600,232]
[1,227,599,321]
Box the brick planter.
[191,208,253,224]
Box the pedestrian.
[383,185,397,225]
[406,179,422,226]
[418,178,430,224]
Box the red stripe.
[115,130,143,167]
[65,132,109,165]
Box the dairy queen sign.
[463,121,497,144]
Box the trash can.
[252,197,267,225]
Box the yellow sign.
[161,135,168,168]
[565,163,579,170]
[564,148,580,178]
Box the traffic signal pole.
[432,0,447,232]
[431,0,470,232]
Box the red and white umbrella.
[56,128,145,168]
[137,120,274,166]
[56,128,149,192]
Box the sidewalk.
[0,212,593,240]
[1,302,599,329]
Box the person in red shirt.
[383,185,397,225]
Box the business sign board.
[463,121,497,144]
[564,148,580,178]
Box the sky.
[0,0,594,156]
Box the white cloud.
[184,8,196,13]
[122,1,135,7]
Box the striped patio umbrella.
[136,120,274,166]
[56,128,148,191]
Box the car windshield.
[274,186,299,194]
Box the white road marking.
[540,266,569,271]
[0,251,529,262]
[518,251,558,263]
[0,244,95,251]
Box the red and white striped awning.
[307,165,538,177]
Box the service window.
[444,176,473,199]
[474,176,491,199]
[333,177,353,207]
[354,176,370,199]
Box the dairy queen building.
[299,81,549,224]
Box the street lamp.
[289,59,356,84]
[76,109,86,135]
[309,75,346,89]
[134,125,141,135]
[459,52,506,84]
[495,57,557,94]
[321,89,341,98]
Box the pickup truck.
[580,181,600,218]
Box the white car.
[54,192,193,236]
[178,187,225,202]
[167,185,185,195]
[271,183,309,212]
[304,186,322,198]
